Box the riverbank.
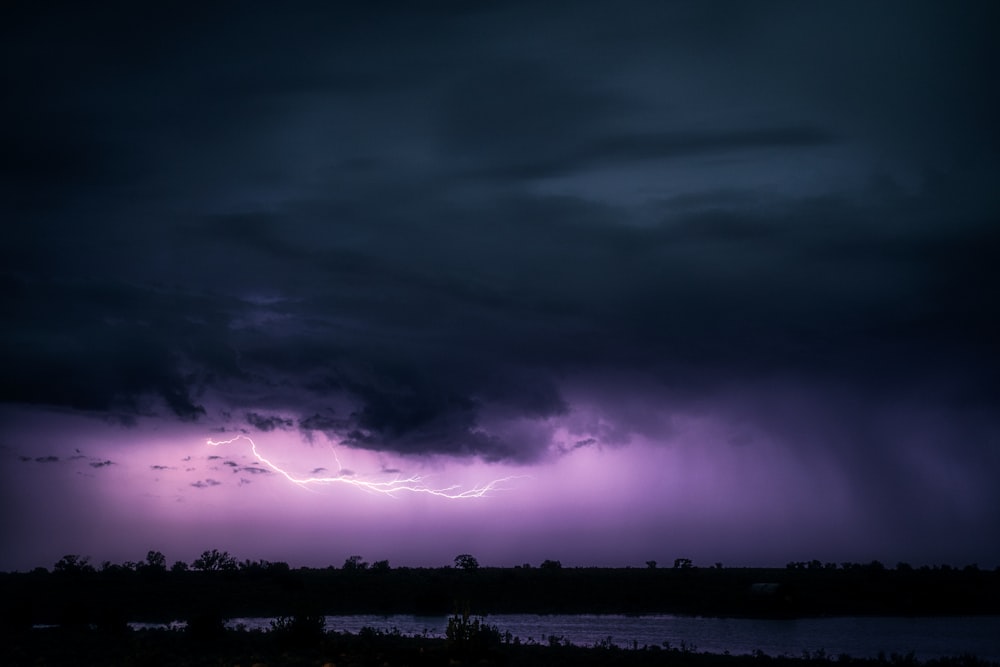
[3,625,999,667]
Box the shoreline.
[4,625,1000,667]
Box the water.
[160,614,1000,660]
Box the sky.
[2,1,999,572]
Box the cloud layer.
[2,2,997,481]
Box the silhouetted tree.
[192,549,237,571]
[454,554,479,570]
[540,559,562,570]
[342,555,368,570]
[673,558,693,569]
[53,554,94,575]
[371,559,391,571]
[143,550,167,572]
[238,558,279,573]
[171,560,189,573]
[646,560,658,569]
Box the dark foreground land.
[3,623,999,667]
[4,563,999,667]
[3,563,998,625]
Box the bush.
[446,613,502,657]
[270,613,326,648]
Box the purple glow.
[4,379,996,571]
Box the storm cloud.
[2,2,997,483]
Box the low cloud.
[246,412,293,432]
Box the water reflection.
[126,614,1000,661]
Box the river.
[128,614,1000,660]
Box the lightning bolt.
[206,435,523,499]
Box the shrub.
[446,613,502,657]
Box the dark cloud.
[246,412,293,432]
[1,1,997,474]
[299,413,347,434]
[239,467,271,475]
[191,479,222,489]
[555,438,600,456]
[0,277,214,421]
[89,460,114,469]
[33,456,59,463]
[465,126,836,181]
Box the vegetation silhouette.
[191,549,238,571]
[4,617,1000,667]
[446,611,505,659]
[3,553,1000,666]
[454,553,480,570]
[2,552,998,632]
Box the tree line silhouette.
[3,551,998,630]
[43,550,992,577]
